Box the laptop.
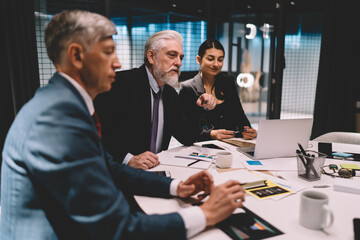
[236,118,313,159]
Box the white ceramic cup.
[215,151,233,168]
[299,191,334,230]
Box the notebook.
[236,118,313,160]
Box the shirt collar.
[145,66,163,93]
[58,72,95,115]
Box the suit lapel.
[194,72,205,95]
[136,65,152,142]
[52,73,112,173]
[161,85,172,150]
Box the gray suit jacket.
[1,72,186,240]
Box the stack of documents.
[157,146,222,169]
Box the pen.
[297,143,320,178]
[297,143,310,177]
[197,182,255,199]
[234,129,246,134]
[187,160,200,167]
[175,156,205,161]
[296,149,307,169]
[297,143,307,156]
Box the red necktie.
[92,112,102,139]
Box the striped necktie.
[150,89,161,153]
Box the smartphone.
[202,143,225,150]
[354,218,360,240]
[152,171,171,177]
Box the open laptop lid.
[249,118,313,159]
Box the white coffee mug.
[299,191,334,230]
[215,151,233,168]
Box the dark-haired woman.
[179,39,256,141]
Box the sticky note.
[340,164,360,170]
[247,160,263,166]
[332,152,353,158]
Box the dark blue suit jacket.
[1,73,186,239]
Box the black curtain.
[311,0,360,139]
[0,0,40,163]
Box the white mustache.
[167,67,180,74]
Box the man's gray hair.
[144,30,183,65]
[45,10,117,65]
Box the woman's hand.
[196,93,216,110]
[210,129,235,140]
[242,126,257,140]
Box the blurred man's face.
[81,37,121,98]
[150,39,184,87]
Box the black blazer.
[179,72,251,141]
[94,65,197,162]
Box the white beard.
[153,64,180,88]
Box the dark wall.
[311,0,360,138]
[0,0,40,164]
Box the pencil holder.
[297,150,326,181]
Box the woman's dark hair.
[197,39,225,59]
[198,39,229,101]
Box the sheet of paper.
[252,171,306,200]
[245,180,293,200]
[213,169,265,185]
[157,150,212,169]
[239,156,298,171]
[175,146,222,162]
[193,141,247,169]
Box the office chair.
[313,132,360,145]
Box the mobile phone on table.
[152,171,171,177]
[202,143,225,150]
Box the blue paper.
[247,160,263,166]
